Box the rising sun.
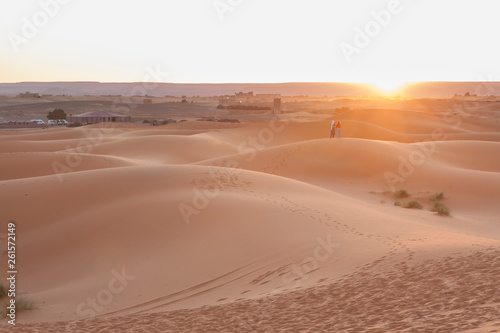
[367,80,408,96]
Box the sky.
[1,0,499,91]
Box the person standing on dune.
[336,120,342,138]
[330,120,335,138]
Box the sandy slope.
[0,152,144,181]
[196,138,500,223]
[0,108,499,332]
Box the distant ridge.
[0,81,498,98]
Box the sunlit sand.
[1,96,499,332]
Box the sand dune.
[196,138,500,217]
[23,248,499,333]
[1,108,499,332]
[0,152,143,181]
[87,134,238,164]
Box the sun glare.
[367,80,408,96]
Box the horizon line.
[2,80,500,84]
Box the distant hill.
[0,81,498,98]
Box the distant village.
[2,91,288,128]
[17,91,281,102]
[3,89,498,129]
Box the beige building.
[273,98,281,114]
[254,94,281,103]
[68,111,131,124]
[18,91,40,98]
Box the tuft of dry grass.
[1,297,36,317]
[432,202,450,216]
[394,189,410,199]
[404,200,423,209]
[430,192,444,202]
[0,282,7,299]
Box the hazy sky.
[1,0,499,90]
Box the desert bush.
[1,297,35,317]
[404,200,423,209]
[16,298,35,311]
[0,282,7,298]
[394,201,402,206]
[432,202,450,216]
[431,192,444,201]
[395,189,410,199]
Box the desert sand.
[1,104,500,332]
